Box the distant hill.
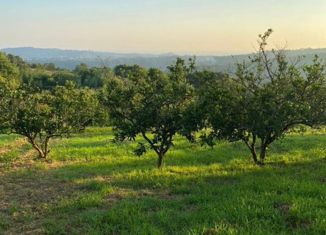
[1,47,326,71]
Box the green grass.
[0,127,325,234]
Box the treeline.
[1,30,325,167]
[6,55,112,90]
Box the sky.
[0,0,325,55]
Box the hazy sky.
[1,0,325,55]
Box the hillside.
[2,47,326,71]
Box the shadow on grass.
[270,135,326,154]
[48,143,247,180]
[1,134,325,234]
[52,158,325,233]
[52,133,326,169]
[2,157,324,234]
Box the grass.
[0,127,325,235]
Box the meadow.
[0,127,325,235]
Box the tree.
[0,53,20,132]
[6,54,28,72]
[9,82,98,159]
[202,29,326,165]
[74,64,110,88]
[22,69,55,90]
[22,68,79,90]
[52,70,78,87]
[0,76,14,132]
[0,52,19,79]
[102,59,195,168]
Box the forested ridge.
[2,46,326,71]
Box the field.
[0,127,325,235]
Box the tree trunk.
[157,152,164,169]
[259,144,267,164]
[250,147,259,164]
[33,144,46,159]
[29,139,48,159]
[243,135,263,165]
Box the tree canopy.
[102,59,195,168]
[8,82,98,159]
[199,29,326,164]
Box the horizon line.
[2,46,326,57]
